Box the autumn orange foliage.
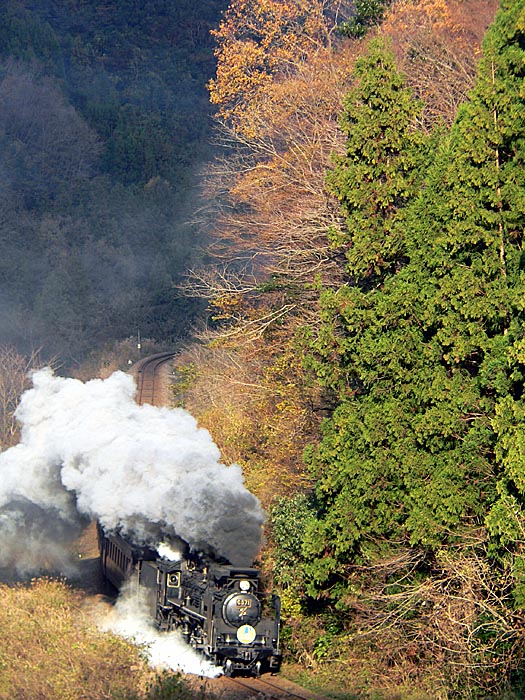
[208,0,350,135]
[174,340,318,508]
[184,0,499,507]
[380,0,498,125]
[204,0,499,320]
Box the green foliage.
[102,110,181,186]
[0,3,62,70]
[0,0,226,365]
[269,493,315,593]
[171,362,199,408]
[0,0,225,187]
[338,0,391,39]
[325,38,428,285]
[304,0,525,620]
[311,613,344,662]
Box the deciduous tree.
[380,0,498,126]
[0,347,43,449]
[208,0,344,134]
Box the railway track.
[127,353,332,700]
[131,351,176,406]
[216,674,330,700]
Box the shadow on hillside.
[0,520,115,599]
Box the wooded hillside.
[6,0,525,698]
[0,0,228,365]
[179,0,525,697]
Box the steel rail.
[222,675,329,700]
[133,351,176,406]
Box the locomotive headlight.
[239,580,251,592]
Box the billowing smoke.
[100,581,222,677]
[0,368,265,575]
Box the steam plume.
[0,368,265,574]
[100,581,222,677]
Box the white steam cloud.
[0,368,265,574]
[99,582,222,677]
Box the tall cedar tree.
[303,40,430,595]
[303,0,525,603]
[325,38,426,284]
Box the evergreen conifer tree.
[304,0,525,605]
[326,38,426,284]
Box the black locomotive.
[97,525,281,676]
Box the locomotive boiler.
[97,525,281,676]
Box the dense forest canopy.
[9,0,525,698]
[0,0,228,366]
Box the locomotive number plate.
[236,598,252,607]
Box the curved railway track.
[217,674,330,700]
[131,351,176,406]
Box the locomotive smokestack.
[0,368,265,573]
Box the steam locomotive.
[97,525,281,676]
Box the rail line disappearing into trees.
[132,351,176,406]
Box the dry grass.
[0,577,196,700]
